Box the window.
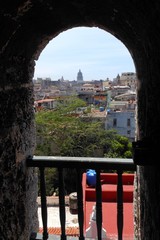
[113,118,117,127]
[127,118,131,127]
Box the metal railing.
[27,156,136,240]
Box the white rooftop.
[38,206,79,228]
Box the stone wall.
[0,56,38,239]
[1,1,160,239]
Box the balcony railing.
[27,156,136,240]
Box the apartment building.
[105,100,136,141]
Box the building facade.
[106,110,135,141]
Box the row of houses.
[33,71,137,141]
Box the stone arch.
[1,1,160,239]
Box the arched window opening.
[33,27,136,237]
[33,27,136,159]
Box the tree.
[35,96,132,194]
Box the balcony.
[27,156,136,240]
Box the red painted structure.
[83,173,135,240]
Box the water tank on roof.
[69,192,78,214]
[99,106,105,112]
[86,169,96,187]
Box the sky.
[34,27,135,81]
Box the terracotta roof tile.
[39,227,79,236]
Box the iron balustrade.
[27,156,136,240]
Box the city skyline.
[34,27,135,81]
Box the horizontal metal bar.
[27,156,136,171]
